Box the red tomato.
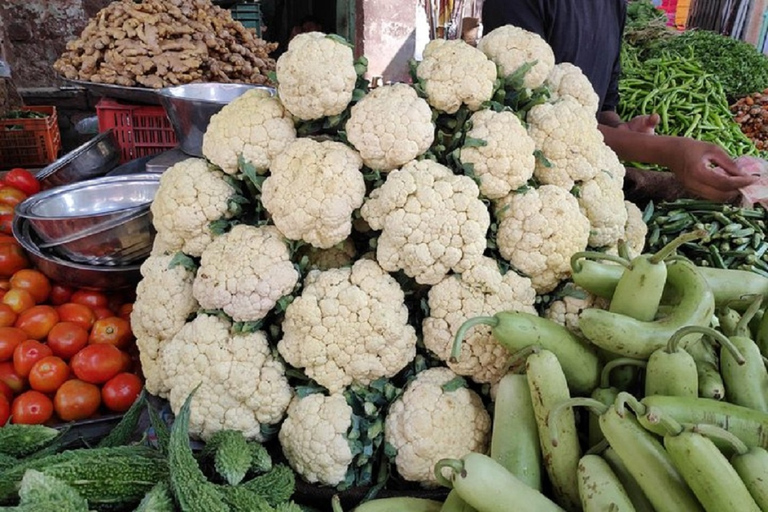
[13,339,53,378]
[56,303,96,332]
[4,169,41,196]
[0,379,13,403]
[0,304,17,328]
[0,326,27,361]
[92,306,114,321]
[0,187,27,207]
[118,350,133,373]
[0,395,9,426]
[49,284,74,306]
[0,243,30,280]
[10,269,51,303]
[70,344,123,384]
[118,303,133,322]
[46,322,89,360]
[12,390,53,424]
[0,361,25,393]
[89,316,132,349]
[101,373,142,413]
[54,379,100,422]
[0,281,10,292]
[0,205,13,216]
[70,290,109,310]
[2,289,35,314]
[28,356,69,393]
[14,305,59,340]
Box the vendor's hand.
[619,114,660,135]
[670,139,758,202]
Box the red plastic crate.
[0,106,61,169]
[96,98,177,163]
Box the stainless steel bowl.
[38,206,155,266]
[15,173,160,244]
[105,154,155,177]
[157,83,275,157]
[35,130,121,189]
[12,216,142,291]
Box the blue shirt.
[481,0,627,112]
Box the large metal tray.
[59,76,161,105]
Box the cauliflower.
[623,200,648,257]
[346,83,435,171]
[150,158,240,257]
[202,88,296,175]
[161,314,293,441]
[261,138,365,249]
[527,97,605,190]
[298,238,358,271]
[478,25,555,88]
[275,32,357,120]
[192,225,299,323]
[384,367,491,486]
[495,185,590,293]
[277,259,417,393]
[459,109,536,199]
[544,283,609,336]
[546,62,600,115]
[279,393,354,486]
[360,160,490,285]
[577,170,628,249]
[597,142,627,182]
[416,39,497,114]
[131,254,199,398]
[423,257,537,384]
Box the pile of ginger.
[54,0,278,89]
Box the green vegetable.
[238,463,295,508]
[439,490,477,512]
[601,447,656,512]
[202,430,252,485]
[645,325,716,398]
[0,425,60,458]
[588,358,647,448]
[247,441,272,475]
[0,457,15,474]
[219,485,272,511]
[685,335,726,400]
[350,497,443,512]
[134,481,174,512]
[576,454,635,512]
[98,390,147,448]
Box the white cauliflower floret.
[192,225,299,323]
[597,142,627,182]
[578,171,628,249]
[277,259,417,393]
[275,32,357,120]
[132,254,199,398]
[162,314,293,441]
[459,109,536,199]
[544,284,609,336]
[495,185,590,293]
[360,160,490,285]
[546,62,600,115]
[346,83,434,171]
[202,88,296,175]
[478,25,555,88]
[150,158,239,257]
[416,39,497,114]
[261,138,365,249]
[423,257,537,384]
[384,367,491,487]
[278,393,354,486]
[623,200,648,257]
[527,97,605,190]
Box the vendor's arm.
[599,126,757,202]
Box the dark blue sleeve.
[481,0,549,38]
[602,1,627,112]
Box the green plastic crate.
[231,2,262,37]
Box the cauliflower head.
[261,138,365,249]
[277,259,417,393]
[298,238,358,272]
[150,158,239,257]
[459,109,536,199]
[346,83,435,171]
[478,25,555,88]
[423,257,537,384]
[384,367,491,486]
[495,185,590,293]
[360,160,490,285]
[597,142,627,182]
[202,88,297,175]
[161,314,293,441]
[577,171,628,249]
[544,284,608,336]
[546,62,600,115]
[527,97,605,190]
[278,393,353,486]
[132,254,199,398]
[275,32,357,120]
[193,225,299,323]
[416,38,497,114]
[623,200,648,257]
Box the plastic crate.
[0,106,61,169]
[232,1,262,37]
[96,98,177,163]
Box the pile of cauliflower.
[132,27,647,490]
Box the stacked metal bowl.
[13,174,161,290]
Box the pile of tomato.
[0,169,142,427]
